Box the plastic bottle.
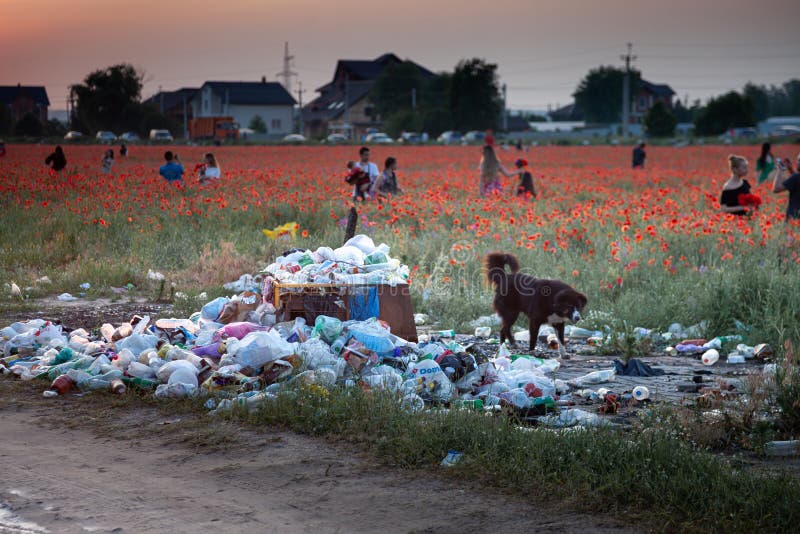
[701,349,719,366]
[727,353,746,364]
[453,399,484,411]
[632,386,650,401]
[401,393,425,413]
[330,333,349,355]
[49,374,75,395]
[547,333,560,350]
[110,379,126,394]
[574,369,616,386]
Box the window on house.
[204,99,208,111]
[639,97,646,108]
[271,119,282,129]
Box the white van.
[149,129,173,141]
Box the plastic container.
[474,326,491,338]
[701,349,719,366]
[546,333,560,350]
[632,385,650,401]
[727,353,746,364]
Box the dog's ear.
[576,292,588,309]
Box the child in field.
[101,149,114,173]
[346,160,371,200]
[514,158,535,199]
[197,153,221,185]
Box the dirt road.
[0,384,633,534]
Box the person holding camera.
[159,151,184,183]
[773,153,800,221]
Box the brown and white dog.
[485,253,587,355]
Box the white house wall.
[225,105,294,134]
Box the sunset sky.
[2,0,799,113]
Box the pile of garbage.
[1,311,598,420]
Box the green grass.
[217,384,800,532]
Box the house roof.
[639,79,675,98]
[317,53,435,92]
[202,81,296,106]
[143,88,199,111]
[548,102,584,121]
[505,115,532,132]
[303,81,374,122]
[0,85,50,106]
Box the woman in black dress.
[720,154,752,216]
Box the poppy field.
[1,143,798,348]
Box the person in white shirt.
[198,152,221,185]
[353,146,379,199]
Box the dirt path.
[0,386,634,534]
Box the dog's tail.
[485,253,520,286]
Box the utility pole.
[182,94,188,140]
[502,83,508,131]
[276,41,297,96]
[344,73,350,139]
[621,42,636,138]
[296,81,305,134]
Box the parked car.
[400,132,423,144]
[95,131,117,143]
[365,132,394,144]
[461,131,486,144]
[282,134,307,144]
[770,125,800,138]
[119,132,141,142]
[437,131,462,145]
[326,133,349,144]
[149,129,173,142]
[63,131,84,140]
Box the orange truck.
[189,117,239,141]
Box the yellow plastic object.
[262,222,299,240]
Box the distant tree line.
[571,65,800,137]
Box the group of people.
[478,143,535,198]
[720,142,800,221]
[346,146,402,201]
[158,151,221,185]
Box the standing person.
[720,155,755,216]
[514,158,535,199]
[45,145,67,171]
[479,144,517,197]
[773,153,800,221]
[353,146,379,199]
[159,151,184,184]
[756,142,776,185]
[632,142,646,169]
[372,156,402,197]
[101,149,114,173]
[119,143,128,157]
[197,152,221,185]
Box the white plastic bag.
[156,359,199,384]
[231,330,297,370]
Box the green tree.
[694,92,755,136]
[573,66,641,123]
[370,61,426,119]
[0,104,13,135]
[743,83,770,121]
[70,64,147,134]
[13,112,43,136]
[44,119,67,137]
[450,59,502,131]
[249,115,267,133]
[643,102,677,137]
